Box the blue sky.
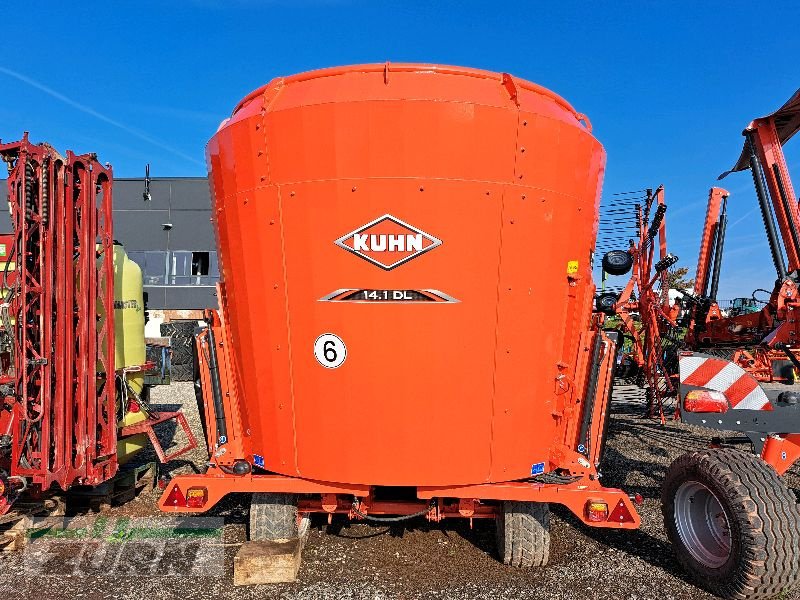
[2,1,799,300]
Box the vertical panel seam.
[277,185,300,475]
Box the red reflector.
[683,389,729,413]
[608,499,635,524]
[165,484,186,507]
[186,487,208,508]
[586,500,608,522]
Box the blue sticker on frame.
[531,462,545,476]
[253,454,265,468]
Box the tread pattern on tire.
[496,501,550,568]
[170,346,193,367]
[160,321,196,338]
[250,493,302,541]
[662,448,800,600]
[170,363,193,381]
[161,322,196,367]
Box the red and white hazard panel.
[679,354,772,410]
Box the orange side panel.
[281,179,506,485]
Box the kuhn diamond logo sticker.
[334,214,442,270]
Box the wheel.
[495,501,550,567]
[250,493,310,541]
[595,292,619,315]
[169,363,193,381]
[615,355,637,380]
[160,321,197,338]
[662,448,800,599]
[602,250,633,276]
[161,322,196,367]
[170,346,193,366]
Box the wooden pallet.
[0,516,31,552]
[234,525,311,585]
[0,497,64,552]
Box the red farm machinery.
[597,89,800,599]
[684,90,800,383]
[3,52,798,599]
[159,63,641,568]
[153,63,799,599]
[0,134,196,519]
[144,64,800,600]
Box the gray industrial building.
[0,177,219,310]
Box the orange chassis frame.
[159,303,639,530]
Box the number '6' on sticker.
[313,333,347,368]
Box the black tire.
[171,346,193,366]
[160,322,179,338]
[662,448,800,599]
[175,335,194,348]
[170,363,193,382]
[250,493,310,541]
[162,322,195,368]
[595,292,619,315]
[160,321,196,338]
[602,250,633,276]
[495,501,550,567]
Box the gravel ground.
[2,382,799,599]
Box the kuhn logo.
[334,215,442,270]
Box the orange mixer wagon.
[159,64,639,566]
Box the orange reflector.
[586,500,608,522]
[0,479,5,497]
[684,389,729,413]
[186,487,208,508]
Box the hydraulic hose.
[775,342,800,373]
[709,195,727,301]
[772,163,800,270]
[577,333,605,458]
[700,223,719,297]
[351,499,435,523]
[205,327,228,445]
[531,472,582,485]
[748,133,787,280]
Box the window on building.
[169,251,219,286]
[171,251,193,285]
[126,251,218,287]
[127,250,168,285]
[191,251,210,276]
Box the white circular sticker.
[314,333,347,369]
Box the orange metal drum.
[207,64,605,487]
